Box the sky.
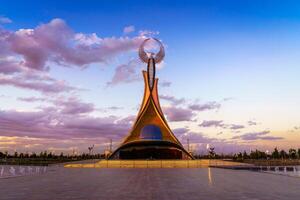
[0,0,300,154]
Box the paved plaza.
[0,166,300,200]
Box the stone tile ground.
[0,167,299,200]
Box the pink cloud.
[0,109,131,141]
[163,106,194,122]
[52,97,95,115]
[0,28,12,56]
[159,80,172,87]
[0,60,22,74]
[199,120,245,130]
[2,19,144,71]
[17,96,97,115]
[199,120,224,128]
[123,25,135,34]
[159,94,185,105]
[106,59,142,86]
[0,16,12,24]
[106,106,123,110]
[0,75,76,93]
[0,108,278,154]
[0,19,157,93]
[189,101,221,111]
[161,100,224,122]
[248,120,257,126]
[17,97,46,102]
[232,130,283,141]
[229,124,245,130]
[173,127,190,136]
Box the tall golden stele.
[109,38,194,160]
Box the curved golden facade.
[110,39,193,160]
[109,64,193,159]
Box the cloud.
[0,74,76,93]
[0,18,161,94]
[199,120,245,130]
[232,130,284,141]
[106,59,142,86]
[0,16,12,24]
[294,126,300,130]
[181,132,216,144]
[160,99,225,122]
[170,127,263,154]
[0,60,23,74]
[53,97,95,115]
[60,116,129,139]
[0,28,13,57]
[0,54,76,93]
[288,125,300,133]
[199,120,224,128]
[17,97,46,102]
[159,94,185,105]
[222,97,234,101]
[259,136,284,140]
[229,124,245,130]
[189,101,221,111]
[116,115,136,124]
[139,30,159,37]
[17,96,96,117]
[173,127,189,136]
[106,106,123,110]
[159,80,171,87]
[172,127,214,144]
[163,106,194,122]
[248,120,257,126]
[1,18,145,71]
[123,25,135,34]
[173,130,225,151]
[22,96,97,115]
[0,109,131,141]
[158,99,225,122]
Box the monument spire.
[109,38,194,160]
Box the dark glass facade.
[140,125,163,140]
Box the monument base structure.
[109,38,193,160]
[64,160,250,168]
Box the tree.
[208,147,216,158]
[30,152,37,158]
[236,152,243,160]
[47,152,53,158]
[288,148,297,159]
[279,150,287,159]
[43,151,47,158]
[19,153,24,158]
[272,148,280,159]
[249,150,267,159]
[243,151,249,159]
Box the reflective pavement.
[0,166,299,200]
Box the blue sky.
[0,0,300,154]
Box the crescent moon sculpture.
[139,38,165,64]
